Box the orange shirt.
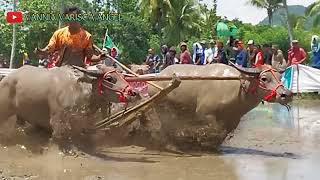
[47,26,93,58]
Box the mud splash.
[0,101,320,179]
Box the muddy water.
[1,101,320,180]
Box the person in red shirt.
[288,40,307,66]
[179,42,192,64]
[253,45,264,67]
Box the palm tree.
[281,14,306,30]
[140,0,172,36]
[306,0,320,27]
[163,0,201,45]
[282,0,293,42]
[247,0,282,26]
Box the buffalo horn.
[229,61,262,76]
[72,65,103,77]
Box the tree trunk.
[267,8,273,26]
[9,0,17,69]
[283,0,293,42]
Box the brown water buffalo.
[132,63,292,151]
[0,65,138,151]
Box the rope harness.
[97,69,133,103]
[242,68,285,102]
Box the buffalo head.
[230,62,292,105]
[73,65,140,103]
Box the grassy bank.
[293,92,320,100]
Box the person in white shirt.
[204,40,216,64]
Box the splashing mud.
[0,101,320,179]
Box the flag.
[103,29,114,50]
[282,66,293,90]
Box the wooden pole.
[92,44,163,90]
[124,75,241,82]
[9,0,17,69]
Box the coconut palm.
[281,14,307,30]
[163,0,201,45]
[140,0,172,36]
[247,0,282,26]
[306,0,320,27]
[282,0,293,42]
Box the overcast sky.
[202,0,315,25]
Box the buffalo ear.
[229,61,262,76]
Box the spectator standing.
[226,36,239,62]
[262,43,272,65]
[22,53,32,65]
[311,35,320,69]
[288,40,307,66]
[199,40,206,65]
[271,45,287,71]
[192,41,204,65]
[160,45,168,70]
[163,47,176,69]
[145,48,161,73]
[38,54,48,68]
[204,40,216,64]
[253,45,264,67]
[235,41,248,67]
[213,41,228,64]
[180,42,192,64]
[247,40,256,67]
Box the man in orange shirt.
[288,40,307,66]
[35,6,104,67]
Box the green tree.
[281,14,306,30]
[199,3,219,40]
[306,0,320,27]
[140,0,172,37]
[163,0,201,45]
[247,0,282,26]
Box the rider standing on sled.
[35,6,104,67]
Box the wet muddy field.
[1,100,320,180]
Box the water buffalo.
[132,63,292,151]
[0,65,138,151]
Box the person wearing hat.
[145,48,161,73]
[288,40,307,66]
[235,41,248,67]
[180,42,192,64]
[159,45,168,71]
[204,40,216,64]
[247,39,257,68]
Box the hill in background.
[259,5,313,29]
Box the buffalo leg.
[49,112,72,152]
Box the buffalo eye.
[261,77,268,82]
[105,76,117,83]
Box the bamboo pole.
[95,76,181,129]
[124,75,241,82]
[92,44,163,90]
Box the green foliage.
[110,15,152,64]
[0,0,317,66]
[306,0,320,27]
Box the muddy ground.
[0,100,320,180]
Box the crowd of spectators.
[144,36,313,74]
